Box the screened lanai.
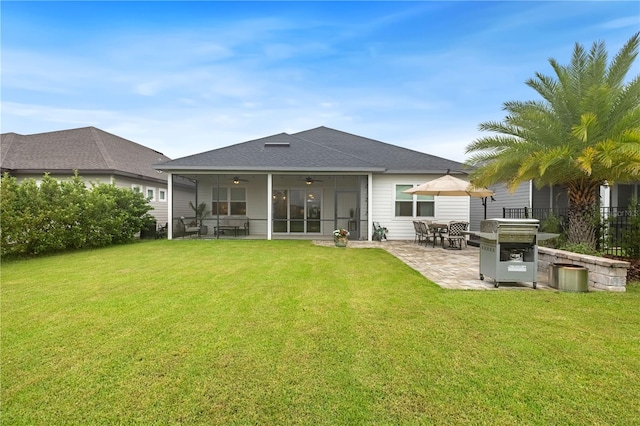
[169,173,372,240]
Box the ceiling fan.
[300,176,324,185]
[227,176,249,184]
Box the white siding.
[371,174,471,241]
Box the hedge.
[0,172,154,257]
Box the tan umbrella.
[403,174,494,198]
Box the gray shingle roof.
[1,127,170,182]
[157,126,465,174]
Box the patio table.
[214,225,240,237]
[428,222,449,247]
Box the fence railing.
[503,206,639,258]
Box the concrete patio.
[314,240,552,291]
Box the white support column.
[267,173,273,240]
[167,172,173,240]
[367,173,373,241]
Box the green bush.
[559,242,601,256]
[539,212,566,248]
[0,172,153,257]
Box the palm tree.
[465,33,640,249]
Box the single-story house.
[1,127,176,225]
[155,126,476,240]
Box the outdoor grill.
[476,218,541,289]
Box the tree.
[465,33,640,249]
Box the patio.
[314,240,552,290]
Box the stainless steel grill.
[477,218,540,289]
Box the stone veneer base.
[538,247,630,292]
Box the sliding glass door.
[272,189,321,234]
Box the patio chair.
[156,223,168,239]
[413,221,424,244]
[422,221,440,247]
[179,217,200,238]
[446,221,469,249]
[373,222,388,241]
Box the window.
[131,184,142,193]
[230,187,246,215]
[146,187,155,201]
[417,194,435,217]
[618,184,638,209]
[395,184,435,217]
[212,187,246,215]
[158,189,166,202]
[395,185,413,216]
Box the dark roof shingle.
[1,127,170,181]
[158,126,464,174]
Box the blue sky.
[2,1,638,162]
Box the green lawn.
[2,240,639,425]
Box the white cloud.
[600,16,640,30]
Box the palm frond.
[606,32,640,89]
[571,112,599,143]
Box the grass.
[2,240,639,425]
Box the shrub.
[539,212,566,248]
[0,172,153,257]
[559,242,601,256]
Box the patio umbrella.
[403,174,494,198]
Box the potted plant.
[333,228,350,247]
[189,201,210,235]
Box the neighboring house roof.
[156,126,466,175]
[1,127,170,182]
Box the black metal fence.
[503,206,640,258]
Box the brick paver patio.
[314,240,551,290]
